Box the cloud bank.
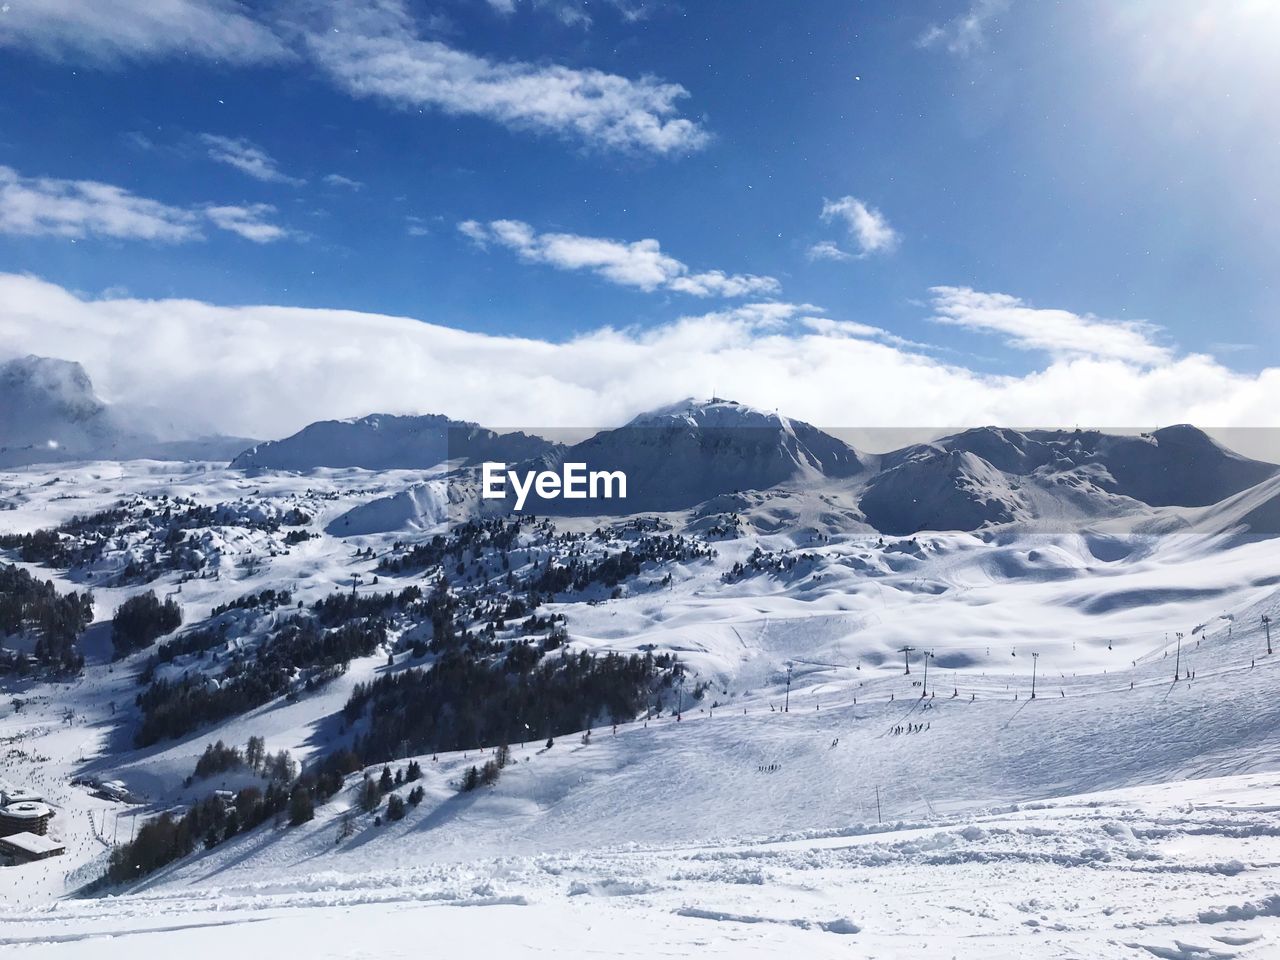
[2,274,1278,453]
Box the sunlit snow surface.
[3,459,1280,957]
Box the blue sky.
[1,0,1278,438]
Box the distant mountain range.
[4,355,1278,538]
[305,399,1280,537]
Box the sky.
[1,0,1279,440]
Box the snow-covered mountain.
[301,402,1280,539]
[0,355,253,467]
[230,414,558,472]
[325,480,457,536]
[508,398,867,514]
[856,424,1279,536]
[887,424,1276,508]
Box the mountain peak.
[512,398,865,514]
[625,397,791,431]
[339,413,462,430]
[1148,424,1216,447]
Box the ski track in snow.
[3,776,1280,958]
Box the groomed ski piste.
[4,450,1280,959]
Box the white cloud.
[459,219,779,297]
[928,286,1171,365]
[0,165,294,244]
[0,165,199,242]
[918,0,1011,57]
[0,0,289,64]
[203,204,291,244]
[667,271,781,299]
[806,240,854,263]
[814,196,898,259]
[457,219,490,245]
[4,274,1279,449]
[323,174,364,191]
[305,1,708,155]
[200,135,304,186]
[802,316,934,352]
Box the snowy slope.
[859,448,1032,534]
[324,478,456,535]
[3,773,1280,959]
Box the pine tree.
[359,776,381,813]
[245,735,265,773]
[461,766,480,792]
[386,793,406,821]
